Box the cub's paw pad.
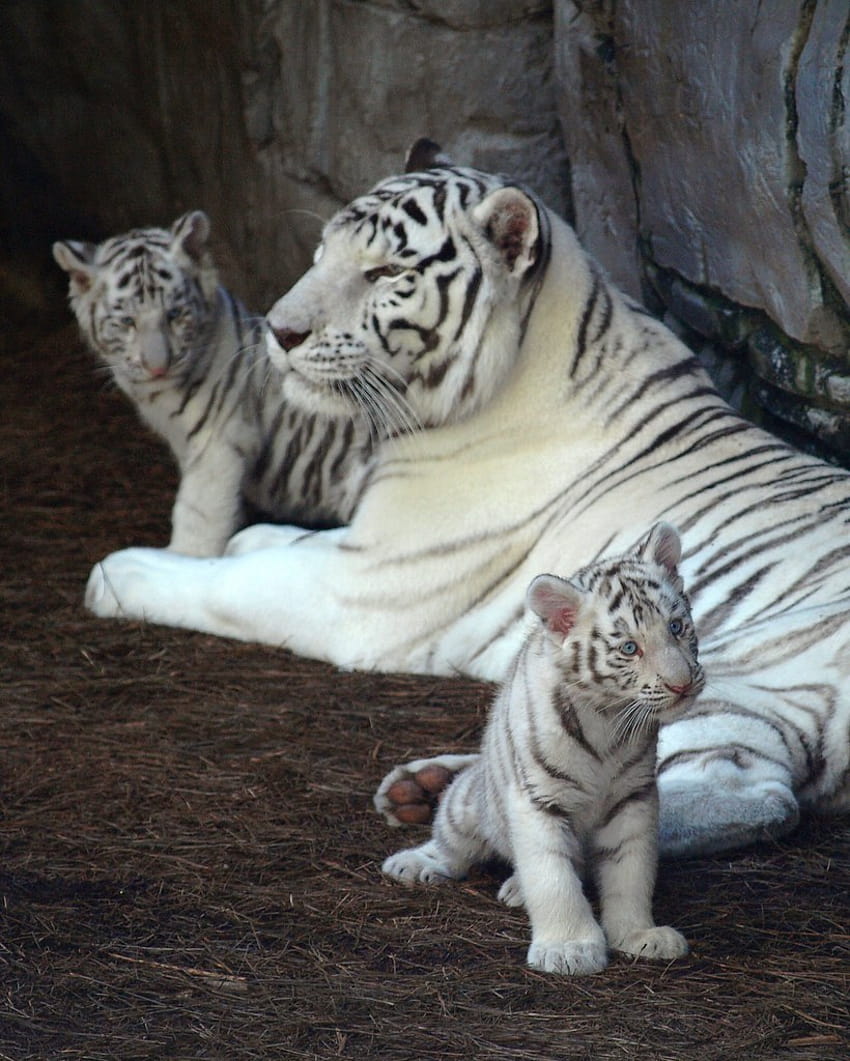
[381,848,455,885]
[527,938,608,976]
[374,755,477,827]
[497,874,524,908]
[613,926,689,961]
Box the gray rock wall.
[556,0,850,458]
[2,0,849,460]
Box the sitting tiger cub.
[381,522,702,975]
[53,212,373,556]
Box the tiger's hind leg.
[374,753,479,827]
[658,771,799,858]
[656,706,801,858]
[381,767,488,885]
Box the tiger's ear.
[472,187,540,275]
[527,574,584,638]
[171,210,211,263]
[636,521,682,576]
[404,138,451,172]
[52,240,97,293]
[171,210,217,298]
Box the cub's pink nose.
[271,327,310,351]
[665,682,692,695]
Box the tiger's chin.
[281,369,360,423]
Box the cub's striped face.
[530,524,705,731]
[266,166,545,435]
[53,212,218,389]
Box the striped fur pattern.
[54,212,372,555]
[86,144,850,859]
[264,164,548,431]
[383,523,700,975]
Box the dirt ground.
[2,320,849,1060]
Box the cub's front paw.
[527,938,608,976]
[225,523,311,556]
[381,845,458,886]
[497,874,524,908]
[611,925,689,961]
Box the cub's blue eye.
[364,264,405,283]
[621,640,640,657]
[119,316,135,329]
[166,307,183,322]
[669,618,684,636]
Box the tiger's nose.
[271,326,311,351]
[665,681,692,696]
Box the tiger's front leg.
[592,790,688,961]
[168,449,245,557]
[509,802,608,976]
[85,527,370,663]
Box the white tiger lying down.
[54,212,372,556]
[85,139,850,857]
[383,523,701,975]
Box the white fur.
[84,168,850,856]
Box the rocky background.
[2,0,848,461]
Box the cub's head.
[266,140,548,435]
[528,523,704,734]
[53,211,218,390]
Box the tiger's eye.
[364,264,405,283]
[669,618,684,636]
[621,640,640,656]
[119,316,135,329]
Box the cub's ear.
[527,574,584,638]
[171,210,211,263]
[472,187,540,275]
[52,240,97,292]
[637,521,682,575]
[404,138,452,172]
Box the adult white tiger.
[86,140,850,857]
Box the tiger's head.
[53,211,218,391]
[266,140,549,435]
[529,523,705,733]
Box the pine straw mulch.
[2,324,849,1061]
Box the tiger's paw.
[497,874,524,908]
[85,548,171,619]
[374,754,479,827]
[527,938,608,976]
[225,523,310,556]
[611,925,689,961]
[381,844,460,885]
[658,778,800,858]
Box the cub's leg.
[381,768,489,884]
[510,802,608,975]
[224,522,336,556]
[374,754,480,826]
[592,790,688,961]
[169,456,244,557]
